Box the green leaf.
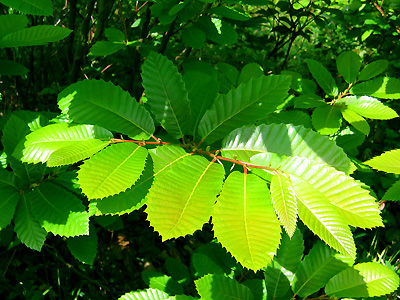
[181,27,206,49]
[0,15,28,37]
[58,79,155,139]
[0,59,29,76]
[222,123,355,174]
[14,194,47,251]
[78,143,148,199]
[294,94,326,109]
[0,25,72,47]
[142,271,184,295]
[238,63,264,85]
[251,154,383,229]
[0,0,53,15]
[336,95,398,120]
[305,59,338,97]
[195,274,254,300]
[165,257,191,287]
[21,123,112,165]
[325,262,400,298]
[289,175,356,258]
[292,241,354,297]
[119,288,170,300]
[146,155,225,240]
[383,179,400,201]
[358,60,389,81]
[149,145,191,175]
[192,253,225,277]
[195,16,238,45]
[336,51,362,83]
[213,172,281,271]
[270,173,297,237]
[341,108,370,135]
[28,182,89,237]
[96,158,154,215]
[198,75,290,144]
[89,41,125,56]
[311,105,342,135]
[350,77,400,99]
[66,223,97,265]
[216,62,239,93]
[141,52,192,139]
[259,110,312,128]
[0,168,17,189]
[364,149,400,174]
[242,279,267,300]
[207,6,251,21]
[335,127,366,150]
[105,28,125,41]
[0,187,19,229]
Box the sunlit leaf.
[364,149,400,174]
[119,288,170,300]
[350,77,400,99]
[341,108,370,135]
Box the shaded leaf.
[336,51,361,83]
[89,41,125,56]
[142,271,184,295]
[0,187,19,229]
[58,79,155,139]
[0,15,28,37]
[341,108,370,135]
[78,143,148,199]
[0,59,29,76]
[198,75,290,144]
[383,180,400,201]
[259,110,312,128]
[141,52,192,139]
[358,60,389,81]
[305,59,338,97]
[213,172,281,270]
[311,105,342,135]
[238,63,264,85]
[0,0,53,15]
[66,223,97,264]
[350,77,400,99]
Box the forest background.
[1,0,400,299]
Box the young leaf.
[311,105,342,135]
[14,194,47,251]
[364,149,400,174]
[341,108,370,136]
[336,51,361,83]
[146,155,225,240]
[66,223,97,265]
[58,79,155,139]
[28,182,89,237]
[213,172,281,271]
[325,262,400,298]
[350,77,400,99]
[78,143,148,199]
[305,59,338,97]
[358,60,389,81]
[0,188,19,229]
[383,180,400,201]
[336,96,398,120]
[270,173,298,237]
[292,241,354,298]
[141,52,192,139]
[195,274,254,300]
[119,288,170,300]
[21,123,113,165]
[222,123,355,174]
[290,175,356,259]
[198,75,290,145]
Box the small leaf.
[358,60,389,81]
[141,52,192,139]
[325,262,400,298]
[364,149,400,174]
[270,173,298,237]
[336,51,362,83]
[336,96,398,120]
[119,288,170,300]
[305,59,338,97]
[293,241,354,297]
[28,182,89,237]
[311,105,342,135]
[213,172,281,271]
[146,155,225,240]
[341,108,370,135]
[78,143,148,199]
[14,194,47,251]
[195,274,254,300]
[89,41,125,56]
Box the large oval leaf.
[305,59,338,97]
[146,155,225,240]
[58,79,155,139]
[78,143,148,199]
[222,123,355,174]
[198,75,290,144]
[325,262,400,298]
[213,172,281,271]
[336,51,361,84]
